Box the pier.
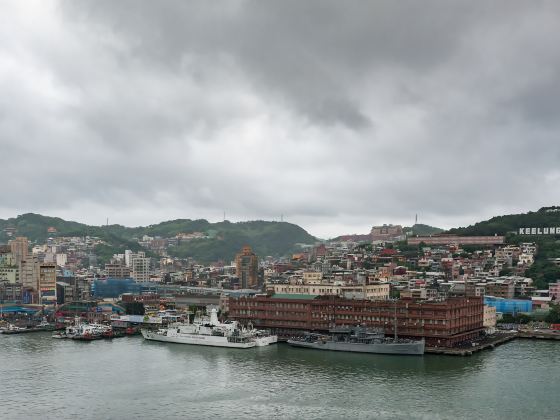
[517,330,560,340]
[426,333,517,356]
[426,329,560,356]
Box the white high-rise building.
[125,250,132,267]
[131,255,151,282]
[56,253,67,267]
[125,250,144,267]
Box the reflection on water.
[1,334,559,420]
[153,339,487,379]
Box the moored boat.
[72,323,112,341]
[287,327,425,355]
[141,308,277,349]
[1,319,55,334]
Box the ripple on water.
[1,335,560,419]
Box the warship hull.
[287,339,425,355]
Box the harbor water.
[1,333,559,419]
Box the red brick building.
[229,294,484,347]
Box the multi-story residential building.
[0,246,18,284]
[21,255,40,291]
[56,253,68,267]
[235,246,258,289]
[400,288,427,299]
[0,265,18,284]
[131,254,151,283]
[464,281,486,297]
[483,305,497,333]
[9,236,29,271]
[56,281,75,304]
[520,243,537,255]
[38,262,56,303]
[549,282,560,301]
[125,250,137,268]
[105,263,132,279]
[485,279,515,299]
[16,255,57,303]
[302,271,323,283]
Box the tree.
[123,301,145,315]
[499,267,513,276]
[390,289,400,299]
[545,304,560,324]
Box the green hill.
[0,213,317,263]
[404,224,444,236]
[447,207,560,236]
[448,207,560,288]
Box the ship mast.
[393,300,398,340]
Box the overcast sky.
[1,1,559,238]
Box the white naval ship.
[141,308,277,348]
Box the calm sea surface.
[1,333,559,419]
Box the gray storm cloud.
[0,0,559,238]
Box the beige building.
[483,305,497,333]
[0,246,18,284]
[0,266,18,284]
[19,256,57,303]
[38,262,56,303]
[400,288,428,299]
[21,255,40,290]
[131,256,151,283]
[268,282,390,301]
[302,271,323,284]
[371,224,404,241]
[485,279,515,299]
[105,263,132,279]
[9,236,29,271]
[56,253,68,267]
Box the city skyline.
[2,1,560,238]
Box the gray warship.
[287,326,425,355]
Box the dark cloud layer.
[1,1,559,237]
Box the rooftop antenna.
[106,217,109,227]
[280,214,284,222]
[415,214,418,225]
[223,211,226,222]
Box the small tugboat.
[52,317,82,339]
[72,323,112,341]
[0,323,30,334]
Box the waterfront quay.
[517,329,560,340]
[425,332,517,356]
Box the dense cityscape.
[2,214,560,354]
[3,1,560,418]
